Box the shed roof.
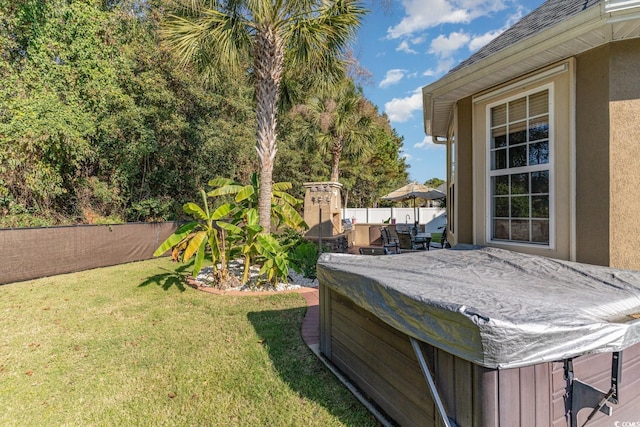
[422,0,640,139]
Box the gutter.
[423,3,606,138]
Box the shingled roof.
[422,0,640,138]
[449,0,603,74]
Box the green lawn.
[0,258,378,426]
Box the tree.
[162,0,366,231]
[425,177,445,188]
[293,79,376,182]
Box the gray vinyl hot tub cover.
[317,245,640,369]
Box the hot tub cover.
[317,245,640,369]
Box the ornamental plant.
[153,189,235,285]
[154,174,307,288]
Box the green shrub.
[288,241,319,279]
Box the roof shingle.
[449,0,602,74]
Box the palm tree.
[162,0,366,232]
[294,79,376,182]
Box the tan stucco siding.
[575,45,611,266]
[455,97,474,245]
[470,60,574,260]
[609,39,640,270]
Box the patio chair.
[359,247,390,255]
[410,225,431,250]
[380,227,400,254]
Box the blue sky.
[352,0,544,183]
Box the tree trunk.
[330,139,343,182]
[254,25,284,232]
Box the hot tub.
[317,245,640,426]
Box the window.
[488,87,551,245]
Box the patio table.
[411,232,431,250]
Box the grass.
[0,258,379,426]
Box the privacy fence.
[0,222,179,285]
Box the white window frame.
[485,83,555,249]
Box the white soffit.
[423,2,640,138]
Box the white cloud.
[384,89,423,123]
[396,40,417,54]
[387,0,507,39]
[422,57,456,78]
[414,136,446,150]
[468,5,527,51]
[379,69,407,88]
[401,151,412,161]
[429,31,470,57]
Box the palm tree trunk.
[254,25,284,232]
[331,139,343,182]
[331,152,340,182]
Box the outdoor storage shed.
[317,246,640,426]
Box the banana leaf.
[153,221,198,256]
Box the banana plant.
[153,189,235,278]
[255,233,291,286]
[212,173,306,232]
[208,174,305,284]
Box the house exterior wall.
[448,40,640,270]
[575,45,611,266]
[609,39,640,270]
[469,60,574,260]
[455,97,474,245]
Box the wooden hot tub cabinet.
[317,248,640,426]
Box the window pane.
[531,220,549,243]
[493,149,507,170]
[511,220,530,241]
[488,88,551,246]
[494,197,509,217]
[531,196,549,218]
[529,116,549,141]
[492,127,507,148]
[510,173,529,194]
[509,98,526,122]
[531,171,549,194]
[529,141,549,165]
[529,90,548,116]
[494,219,509,240]
[508,121,527,145]
[492,104,506,126]
[511,196,529,217]
[493,175,509,195]
[509,145,527,168]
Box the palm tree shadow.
[247,308,380,426]
[138,264,191,292]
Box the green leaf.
[272,181,292,192]
[217,221,242,234]
[245,208,259,225]
[246,224,262,234]
[208,184,244,198]
[207,177,235,188]
[192,237,207,276]
[274,191,301,207]
[256,234,281,254]
[258,259,273,276]
[234,185,254,202]
[211,203,234,220]
[277,203,305,228]
[183,202,208,220]
[153,222,198,256]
